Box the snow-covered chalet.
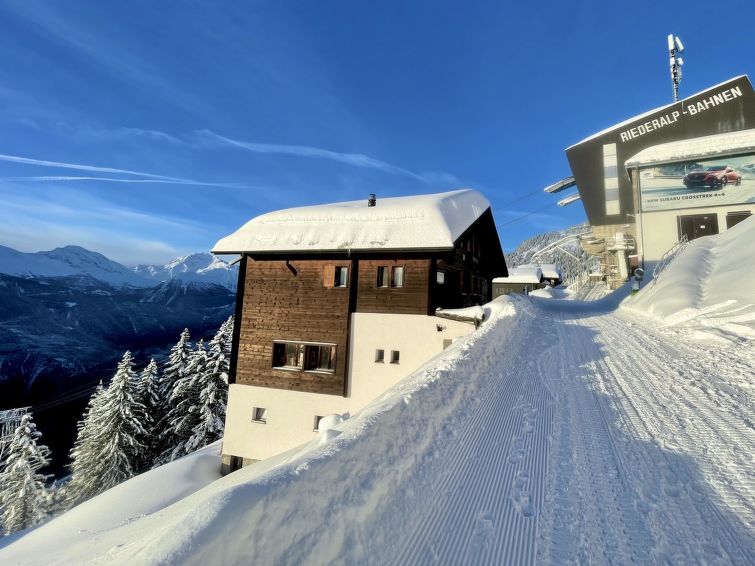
[212,189,507,472]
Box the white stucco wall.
[222,313,477,462]
[346,312,475,407]
[641,203,754,261]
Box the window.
[252,407,267,424]
[273,342,304,369]
[230,456,244,472]
[390,350,400,364]
[726,211,751,229]
[442,339,453,350]
[391,266,404,288]
[272,341,336,373]
[313,415,324,432]
[377,266,404,288]
[436,271,445,284]
[334,266,348,287]
[377,266,389,287]
[375,349,385,363]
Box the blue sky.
[0,1,753,265]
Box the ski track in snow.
[381,296,755,565]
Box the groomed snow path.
[383,295,755,565]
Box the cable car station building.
[560,76,755,286]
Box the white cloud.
[193,130,460,186]
[0,155,248,188]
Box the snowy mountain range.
[0,244,238,475]
[0,245,238,290]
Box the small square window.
[313,415,324,432]
[390,350,400,364]
[334,266,348,287]
[375,349,385,363]
[442,339,453,350]
[252,407,267,424]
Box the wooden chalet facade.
[213,190,507,472]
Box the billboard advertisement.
[639,153,755,212]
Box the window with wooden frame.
[376,265,404,288]
[324,265,349,288]
[272,341,336,373]
[376,266,389,287]
[391,266,404,288]
[334,266,348,287]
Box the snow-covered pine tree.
[218,315,234,358]
[0,413,52,535]
[156,340,208,464]
[185,324,230,453]
[151,329,191,465]
[66,352,147,508]
[135,359,160,470]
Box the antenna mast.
[668,34,684,102]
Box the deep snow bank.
[0,442,222,559]
[623,216,755,342]
[1,298,522,566]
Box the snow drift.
[624,216,755,342]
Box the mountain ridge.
[0,245,238,290]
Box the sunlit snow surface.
[3,222,754,565]
[212,189,490,253]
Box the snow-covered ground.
[624,216,755,343]
[2,226,754,565]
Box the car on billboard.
[683,165,742,188]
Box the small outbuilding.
[492,265,544,297]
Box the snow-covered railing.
[652,235,689,287]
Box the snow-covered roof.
[492,266,543,285]
[212,190,490,254]
[538,263,562,280]
[568,75,748,149]
[624,128,755,168]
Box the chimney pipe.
[368,193,376,207]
